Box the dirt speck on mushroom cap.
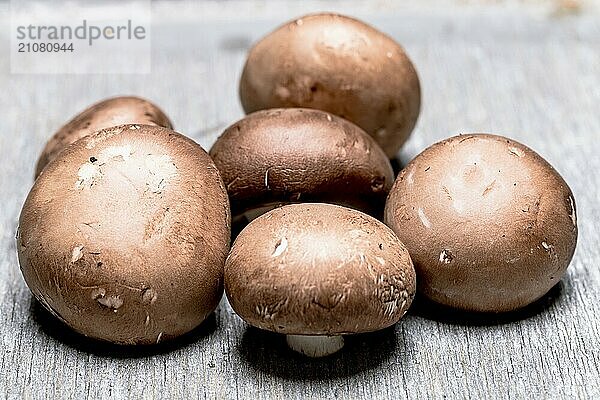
[384,133,578,312]
[225,203,416,335]
[239,13,421,158]
[18,124,230,345]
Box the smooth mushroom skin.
[209,108,394,218]
[225,203,416,336]
[384,133,578,312]
[18,124,230,345]
[239,13,421,158]
[35,96,173,178]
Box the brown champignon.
[17,124,230,344]
[35,96,173,177]
[225,203,416,357]
[239,13,421,158]
[209,108,394,220]
[384,133,578,312]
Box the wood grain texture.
[1,1,599,399]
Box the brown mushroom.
[239,13,421,158]
[209,108,394,220]
[35,96,172,177]
[384,133,578,312]
[225,203,416,357]
[17,124,230,344]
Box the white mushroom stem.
[285,335,344,357]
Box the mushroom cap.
[35,96,172,177]
[384,133,578,312]
[225,203,416,335]
[18,124,230,344]
[239,13,421,158]
[209,108,394,217]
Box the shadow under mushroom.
[235,324,409,380]
[29,297,218,358]
[409,278,566,326]
[390,156,406,177]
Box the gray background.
[1,1,599,399]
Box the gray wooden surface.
[1,1,600,399]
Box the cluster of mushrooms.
[17,13,578,358]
